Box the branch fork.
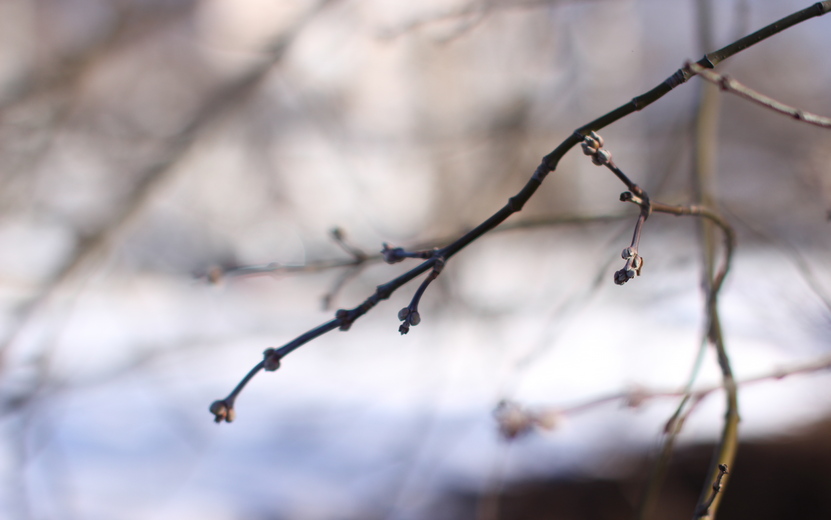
[398,255,445,334]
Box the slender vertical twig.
[688,3,739,517]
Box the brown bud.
[210,400,234,423]
[591,149,612,166]
[632,256,644,274]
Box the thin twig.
[321,265,365,310]
[686,6,740,515]
[499,351,831,434]
[378,0,566,41]
[579,131,651,285]
[200,213,629,283]
[329,227,369,262]
[685,61,831,129]
[650,202,735,295]
[697,464,730,517]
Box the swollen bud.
[263,348,281,371]
[210,400,235,423]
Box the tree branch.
[496,351,831,437]
[210,1,831,424]
[685,61,831,129]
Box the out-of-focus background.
[1,0,831,519]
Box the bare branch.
[500,351,831,434]
[210,1,831,423]
[685,61,831,129]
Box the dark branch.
[398,256,445,334]
[210,3,831,423]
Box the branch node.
[666,68,687,89]
[335,308,354,331]
[381,243,436,264]
[580,131,612,165]
[620,191,645,206]
[697,463,730,517]
[263,347,282,371]
[381,243,406,264]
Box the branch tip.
[615,246,644,285]
[209,399,235,423]
[398,307,421,334]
